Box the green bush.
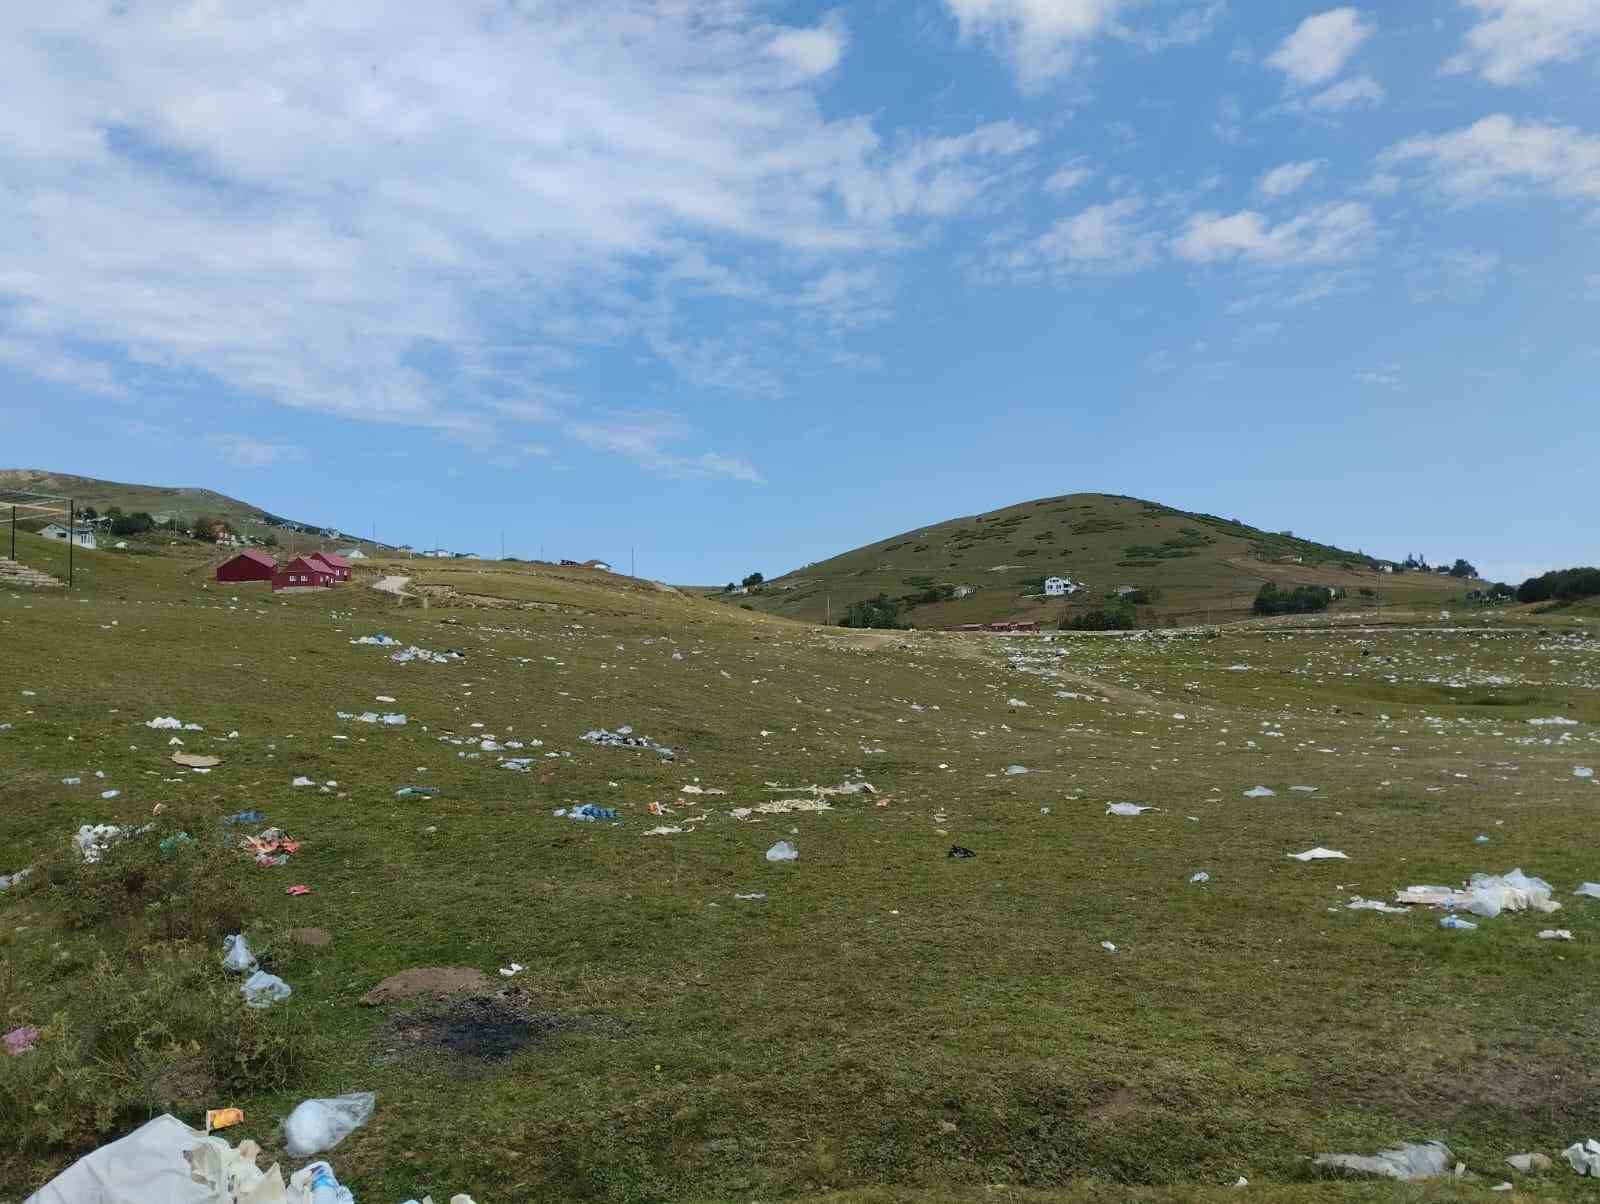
[1252,583,1331,616]
[1060,607,1135,631]
[840,594,905,629]
[1517,567,1600,604]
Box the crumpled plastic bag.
[1465,868,1560,918]
[1314,1140,1454,1180]
[282,1092,376,1157]
[222,934,258,974]
[240,971,291,1009]
[766,840,798,862]
[1564,1138,1600,1176]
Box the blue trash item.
[568,803,619,822]
[1440,915,1478,930]
[223,810,266,825]
[394,786,441,798]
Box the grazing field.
[3,536,1598,1201]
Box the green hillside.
[729,492,1469,626]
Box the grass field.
[3,531,1599,1202]
[728,493,1472,629]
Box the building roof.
[283,556,330,574]
[310,551,350,569]
[226,549,278,569]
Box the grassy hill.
[3,524,1600,1201]
[729,492,1469,627]
[0,468,394,557]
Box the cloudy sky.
[2,0,1596,583]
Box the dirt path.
[372,574,413,598]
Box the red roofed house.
[272,556,335,591]
[306,551,351,582]
[216,549,278,584]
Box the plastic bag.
[1465,868,1558,917]
[766,840,798,862]
[282,1092,376,1157]
[240,970,292,1009]
[221,934,257,974]
[1314,1141,1453,1180]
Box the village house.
[336,547,367,560]
[39,523,97,549]
[215,549,278,584]
[271,556,335,591]
[306,551,352,581]
[1044,576,1078,597]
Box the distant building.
[307,551,352,581]
[1377,564,1394,574]
[39,523,96,549]
[583,559,613,572]
[216,549,278,584]
[272,556,335,591]
[1044,576,1077,597]
[337,547,367,560]
[1115,585,1137,597]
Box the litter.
[735,892,767,900]
[391,645,462,664]
[5,1025,40,1056]
[1004,765,1028,775]
[948,845,976,859]
[1564,1139,1600,1176]
[729,799,833,819]
[499,962,525,977]
[1528,716,1577,726]
[62,776,80,785]
[1,867,33,891]
[1190,872,1210,885]
[286,884,311,896]
[1007,698,1028,707]
[1575,883,1600,899]
[1106,803,1154,816]
[100,789,120,799]
[766,840,799,863]
[1539,929,1574,940]
[1314,1141,1454,1180]
[76,823,137,863]
[1288,848,1347,862]
[1397,868,1560,917]
[144,716,202,730]
[204,1107,244,1132]
[282,1091,376,1157]
[1100,941,1117,953]
[1243,786,1276,798]
[581,726,675,760]
[170,752,221,768]
[221,934,258,973]
[342,710,407,725]
[1475,834,1490,844]
[561,804,619,822]
[395,785,441,798]
[1577,767,1595,779]
[1507,1152,1552,1172]
[1347,897,1408,913]
[643,825,684,836]
[240,970,292,1008]
[351,633,401,645]
[292,776,314,787]
[223,810,266,825]
[1440,915,1478,930]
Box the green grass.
[2,542,1598,1201]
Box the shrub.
[839,594,905,629]
[1517,567,1600,604]
[1252,583,1331,616]
[1060,607,1135,631]
[109,511,155,537]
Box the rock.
[359,966,493,1006]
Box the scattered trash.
[1440,915,1478,930]
[1576,767,1595,779]
[61,776,81,786]
[170,752,221,768]
[159,832,195,856]
[0,867,33,891]
[282,1091,376,1157]
[1397,869,1560,917]
[144,716,202,730]
[1475,834,1490,844]
[1190,872,1210,885]
[223,810,265,825]
[499,962,526,978]
[352,633,400,645]
[75,823,137,864]
[1006,697,1028,707]
[1563,1139,1600,1177]
[729,799,833,819]
[643,825,684,836]
[395,785,441,798]
[1347,897,1408,914]
[240,970,292,1009]
[391,644,462,664]
[1528,716,1578,726]
[948,845,976,859]
[221,934,258,973]
[1575,883,1600,899]
[100,789,120,800]
[735,892,767,900]
[561,804,619,822]
[1243,786,1276,798]
[1539,929,1574,941]
[766,840,799,863]
[1100,941,1117,953]
[4,1025,40,1056]
[1314,1141,1454,1180]
[1288,847,1347,862]
[287,884,311,896]
[581,726,675,759]
[292,775,314,787]
[1004,764,1028,775]
[1106,802,1154,816]
[205,1107,245,1132]
[1507,1152,1552,1173]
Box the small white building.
[337,547,367,560]
[40,523,97,549]
[1377,564,1394,574]
[1044,576,1074,597]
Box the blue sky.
[1,1,1596,585]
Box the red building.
[272,556,335,591]
[216,549,278,583]
[306,551,351,581]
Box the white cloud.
[1444,0,1600,85]
[943,0,1127,86]
[1382,115,1600,203]
[1266,8,1374,86]
[1256,160,1324,197]
[986,197,1158,279]
[1355,370,1400,387]
[0,3,1036,476]
[1403,247,1501,301]
[1045,161,1095,194]
[0,336,127,397]
[565,412,763,483]
[205,434,303,469]
[1305,75,1386,111]
[1173,202,1376,266]
[1113,2,1228,52]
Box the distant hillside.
[0,469,393,555]
[727,493,1468,626]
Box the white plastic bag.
[1314,1140,1453,1180]
[221,934,257,974]
[282,1092,377,1157]
[240,970,292,1009]
[766,840,798,863]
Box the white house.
[337,547,367,560]
[1044,576,1072,597]
[40,523,97,549]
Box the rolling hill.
[728,492,1470,626]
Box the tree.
[1253,583,1331,617]
[1448,558,1478,579]
[1060,606,1135,631]
[81,506,98,519]
[190,513,230,543]
[741,571,764,588]
[723,582,736,593]
[839,594,904,629]
[110,510,154,536]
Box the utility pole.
[631,546,635,578]
[500,531,505,561]
[826,593,831,625]
[67,500,75,590]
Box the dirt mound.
[359,965,493,1006]
[286,927,332,947]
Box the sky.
[1,0,1597,586]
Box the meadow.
[3,531,1598,1202]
